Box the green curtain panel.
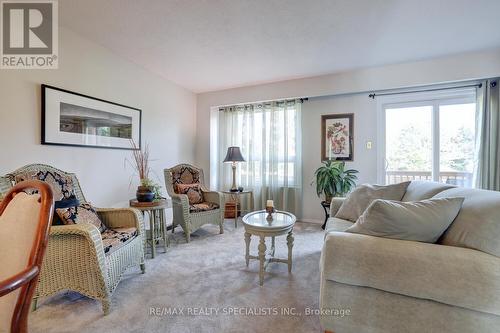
[474,79,500,190]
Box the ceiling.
[60,0,500,93]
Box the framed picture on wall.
[41,84,141,150]
[321,113,354,161]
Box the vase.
[136,186,154,202]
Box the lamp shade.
[223,146,245,162]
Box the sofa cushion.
[346,197,464,243]
[335,182,410,222]
[402,180,455,202]
[189,202,219,213]
[177,183,203,204]
[325,217,354,233]
[434,187,500,257]
[101,227,138,255]
[321,231,500,316]
[56,203,107,233]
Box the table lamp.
[223,146,245,192]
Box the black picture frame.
[41,84,142,150]
[321,113,354,161]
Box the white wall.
[196,48,500,222]
[301,95,377,222]
[0,27,197,207]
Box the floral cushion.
[15,170,75,201]
[177,183,204,204]
[56,203,107,233]
[189,202,220,213]
[101,227,138,255]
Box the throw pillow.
[346,197,465,243]
[56,203,107,233]
[15,170,75,201]
[176,183,203,204]
[53,198,80,225]
[336,181,411,222]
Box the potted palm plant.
[312,160,358,202]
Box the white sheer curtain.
[217,101,302,215]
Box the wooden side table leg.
[160,209,168,252]
[141,211,147,254]
[234,194,239,228]
[149,210,156,258]
[287,231,294,273]
[258,236,266,286]
[244,232,251,267]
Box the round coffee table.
[242,210,296,286]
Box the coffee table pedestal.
[242,210,296,286]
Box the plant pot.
[136,186,155,202]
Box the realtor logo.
[1,0,58,69]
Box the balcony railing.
[386,170,473,188]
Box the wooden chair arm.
[0,266,39,297]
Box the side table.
[321,201,330,230]
[222,190,254,227]
[130,199,170,258]
[242,210,296,286]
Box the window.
[378,88,476,187]
[212,100,302,213]
[216,101,301,187]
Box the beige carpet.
[29,220,324,333]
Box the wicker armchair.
[164,164,224,242]
[2,164,146,315]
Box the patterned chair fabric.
[170,165,201,187]
[164,163,224,242]
[101,227,138,255]
[3,164,146,315]
[0,177,12,201]
[190,202,220,213]
[13,169,76,201]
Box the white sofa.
[320,181,500,333]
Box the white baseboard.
[297,218,323,225]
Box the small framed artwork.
[321,113,354,161]
[41,84,141,150]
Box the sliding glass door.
[379,88,476,187]
[385,105,433,184]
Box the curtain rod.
[368,83,482,99]
[218,97,308,110]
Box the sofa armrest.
[49,223,106,274]
[329,197,345,216]
[96,207,144,235]
[321,232,500,316]
[202,190,223,206]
